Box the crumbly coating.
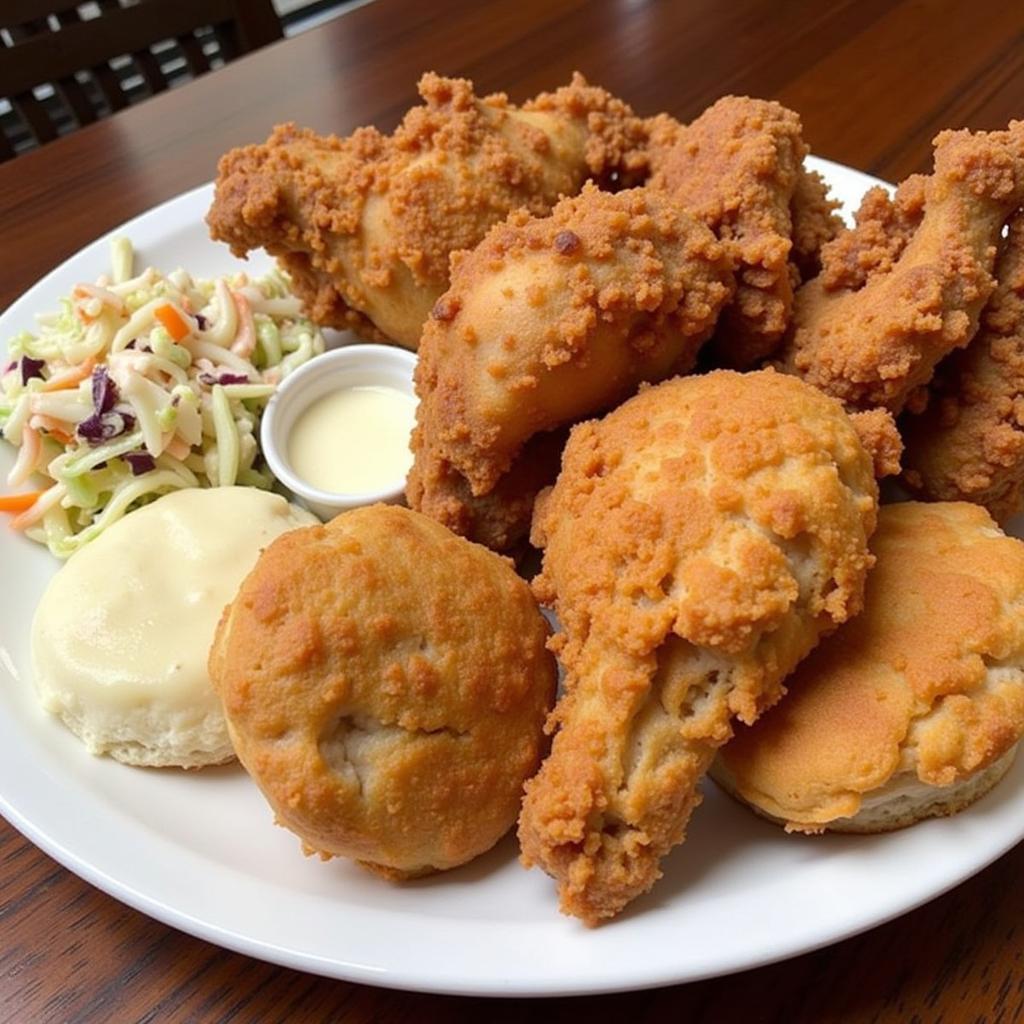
[789,167,844,280]
[406,182,734,549]
[902,214,1024,521]
[818,175,926,291]
[209,505,556,878]
[848,408,904,479]
[778,123,1024,413]
[207,72,645,349]
[518,369,879,924]
[646,96,808,367]
[715,502,1024,832]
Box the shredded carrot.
[30,415,76,446]
[163,435,191,460]
[155,303,191,342]
[230,290,256,357]
[0,491,45,513]
[40,357,96,392]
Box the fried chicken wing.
[518,370,879,924]
[778,123,1024,413]
[207,73,645,349]
[645,97,811,367]
[902,213,1024,521]
[405,183,735,549]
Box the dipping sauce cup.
[260,345,418,520]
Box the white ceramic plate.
[3,158,1023,998]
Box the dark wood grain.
[3,0,1024,1020]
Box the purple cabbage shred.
[77,410,135,444]
[91,365,119,414]
[123,451,156,475]
[195,313,208,331]
[20,356,45,385]
[199,371,248,386]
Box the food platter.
[2,157,1024,997]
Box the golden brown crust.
[207,72,645,349]
[518,370,879,924]
[902,214,1024,521]
[848,408,904,478]
[406,182,734,549]
[646,96,808,367]
[716,502,1024,833]
[817,175,926,291]
[790,167,844,280]
[209,505,557,878]
[778,123,1024,412]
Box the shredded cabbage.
[1,238,325,557]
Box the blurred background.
[1,0,374,159]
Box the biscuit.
[713,501,1024,833]
[210,504,557,877]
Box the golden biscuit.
[210,504,556,878]
[714,502,1024,833]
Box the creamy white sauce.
[31,487,316,766]
[287,385,416,494]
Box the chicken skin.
[207,72,646,349]
[778,122,1024,413]
[405,183,735,550]
[518,370,880,924]
[645,97,817,368]
[902,213,1024,521]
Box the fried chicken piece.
[816,174,926,291]
[789,167,844,281]
[902,213,1024,521]
[518,370,880,924]
[778,123,1024,413]
[207,72,646,349]
[646,97,809,368]
[405,183,735,549]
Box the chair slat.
[1,0,281,156]
[12,90,58,144]
[1,0,83,30]
[210,24,239,63]
[0,127,17,164]
[130,48,169,97]
[177,32,210,77]
[88,61,129,113]
[0,0,238,97]
[229,0,283,51]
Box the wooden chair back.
[0,0,282,161]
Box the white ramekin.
[260,344,418,520]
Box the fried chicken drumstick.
[517,370,880,924]
[644,97,836,368]
[405,183,735,550]
[207,73,646,349]
[778,122,1024,413]
[902,213,1024,521]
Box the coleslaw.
[0,238,325,558]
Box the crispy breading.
[902,214,1024,521]
[646,97,809,367]
[817,175,926,291]
[778,122,1024,413]
[789,166,844,280]
[207,72,646,349]
[714,502,1024,833]
[518,369,879,924]
[209,505,556,879]
[406,183,734,549]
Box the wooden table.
[3,0,1024,1019]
